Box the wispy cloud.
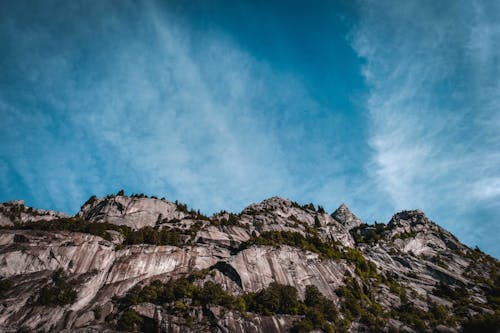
[1,0,498,256]
[0,1,349,214]
[352,0,500,254]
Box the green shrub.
[93,306,102,320]
[37,269,77,306]
[239,231,343,260]
[336,275,388,330]
[239,231,381,284]
[121,277,342,331]
[290,319,314,333]
[304,285,338,323]
[433,281,469,303]
[117,309,144,332]
[394,303,426,330]
[462,312,500,333]
[0,278,13,297]
[124,226,184,246]
[193,281,235,308]
[17,217,133,242]
[11,217,190,247]
[344,248,379,282]
[245,282,301,315]
[350,223,387,244]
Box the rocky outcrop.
[0,229,229,332]
[78,195,186,230]
[196,225,251,248]
[0,195,498,333]
[331,203,363,230]
[218,246,347,299]
[0,201,69,226]
[239,197,355,247]
[129,303,299,333]
[383,210,466,258]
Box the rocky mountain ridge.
[0,193,498,333]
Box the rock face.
[78,195,186,230]
[0,200,69,226]
[331,204,363,230]
[0,194,498,333]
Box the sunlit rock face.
[0,194,498,333]
[78,195,186,230]
[0,200,69,227]
[238,197,356,248]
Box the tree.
[37,269,77,306]
[305,285,324,308]
[314,216,322,228]
[117,310,144,331]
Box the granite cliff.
[0,194,498,332]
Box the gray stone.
[74,311,95,328]
[0,195,497,333]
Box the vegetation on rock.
[0,278,12,297]
[3,217,188,247]
[37,269,77,306]
[118,275,343,333]
[1,194,499,332]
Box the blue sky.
[1,1,499,257]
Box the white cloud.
[2,1,499,258]
[0,1,332,214]
[352,0,500,253]
[471,177,500,201]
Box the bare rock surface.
[0,200,69,226]
[78,195,186,230]
[0,195,498,332]
[224,245,347,299]
[331,203,363,230]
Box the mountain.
[0,194,498,333]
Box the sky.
[0,0,499,257]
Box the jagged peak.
[335,203,350,213]
[331,203,363,230]
[2,200,25,206]
[0,200,69,226]
[242,197,329,216]
[242,196,293,213]
[384,209,444,239]
[387,209,430,228]
[259,196,293,206]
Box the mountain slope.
[0,194,498,333]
